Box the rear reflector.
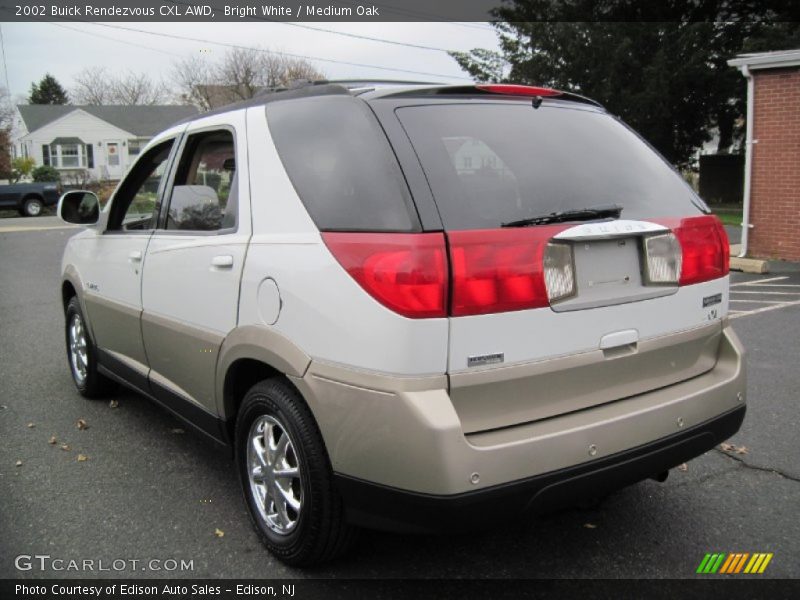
[476,84,563,97]
[322,232,448,318]
[448,226,567,316]
[658,215,729,285]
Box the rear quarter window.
[266,96,420,232]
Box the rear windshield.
[267,96,419,232]
[396,103,706,230]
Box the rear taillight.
[447,227,567,316]
[544,242,577,302]
[643,232,682,284]
[323,216,727,319]
[322,232,448,318]
[656,215,729,285]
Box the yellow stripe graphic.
[758,553,773,573]
[744,554,759,574]
[750,554,766,573]
[734,553,749,573]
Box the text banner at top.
[5,0,500,22]
[5,0,800,22]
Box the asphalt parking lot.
[1,220,798,580]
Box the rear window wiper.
[501,204,623,227]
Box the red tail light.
[448,227,567,316]
[324,216,727,319]
[476,84,563,97]
[322,232,448,318]
[658,215,730,285]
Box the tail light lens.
[544,242,577,301]
[657,215,729,285]
[643,233,682,284]
[323,215,727,319]
[322,232,448,318]
[447,226,566,316]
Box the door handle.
[211,255,234,269]
[128,250,142,262]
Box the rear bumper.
[336,405,745,533]
[291,324,746,528]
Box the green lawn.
[711,207,743,227]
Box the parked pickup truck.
[0,182,61,216]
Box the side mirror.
[58,191,100,226]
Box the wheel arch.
[61,279,77,313]
[217,325,312,443]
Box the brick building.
[729,50,800,262]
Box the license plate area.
[551,237,677,312]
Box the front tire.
[236,379,355,566]
[65,297,115,398]
[22,196,44,217]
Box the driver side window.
[107,140,174,232]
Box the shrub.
[11,157,36,183]
[31,165,61,182]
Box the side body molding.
[215,325,312,419]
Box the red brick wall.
[749,67,800,261]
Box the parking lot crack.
[713,449,800,483]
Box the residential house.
[12,104,198,182]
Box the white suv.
[58,82,746,566]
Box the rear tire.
[22,196,44,217]
[65,297,115,398]
[236,378,356,566]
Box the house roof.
[51,136,85,145]
[728,49,800,71]
[17,104,199,137]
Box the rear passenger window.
[267,96,419,232]
[166,130,237,231]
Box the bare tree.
[171,55,215,110]
[71,66,112,105]
[111,72,168,105]
[280,55,325,85]
[72,68,169,105]
[171,48,324,111]
[0,87,14,128]
[217,47,268,101]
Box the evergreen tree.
[29,74,69,105]
[451,1,800,167]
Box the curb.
[729,256,769,274]
[728,244,768,274]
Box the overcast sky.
[1,22,499,102]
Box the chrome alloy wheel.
[247,415,303,535]
[68,313,88,384]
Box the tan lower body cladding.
[292,325,746,496]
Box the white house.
[13,104,198,182]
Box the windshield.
[396,103,706,230]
